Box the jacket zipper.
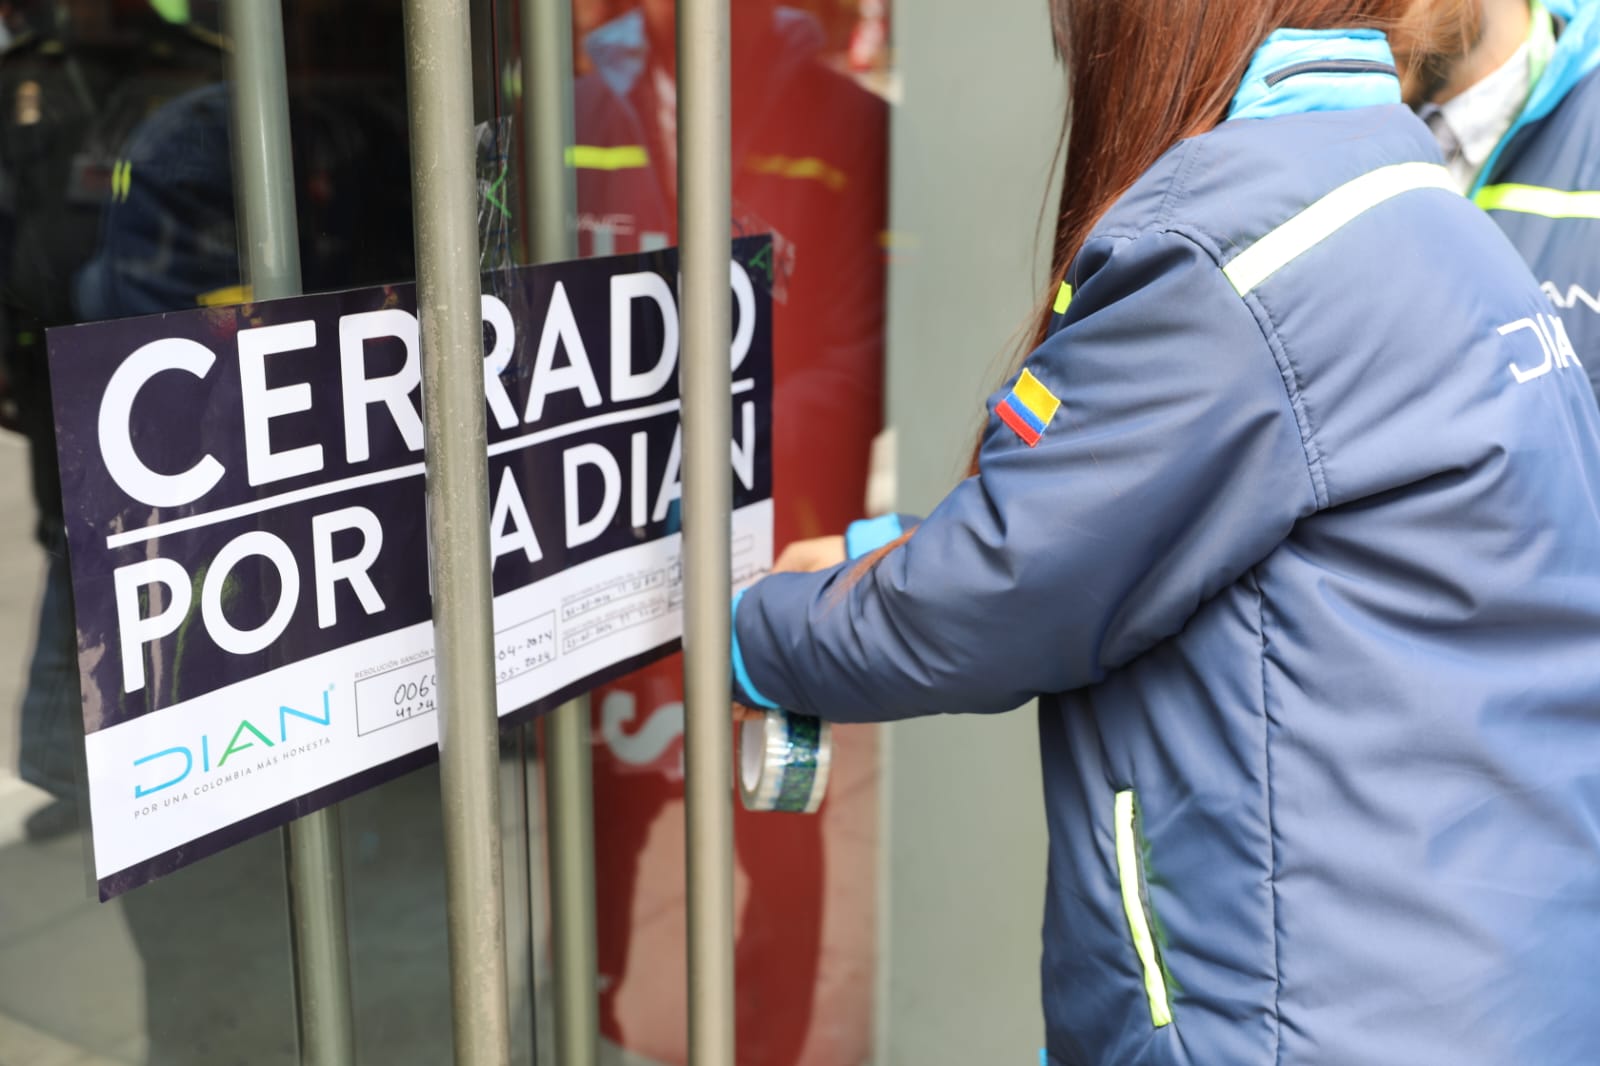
[1262,59,1398,87]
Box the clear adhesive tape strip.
[738,710,832,814]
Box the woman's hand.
[773,535,847,574]
[733,702,765,723]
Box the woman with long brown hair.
[732,1,1600,1062]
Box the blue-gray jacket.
[733,29,1600,1066]
[1472,0,1600,395]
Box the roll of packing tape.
[738,710,832,814]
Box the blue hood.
[1471,0,1600,194]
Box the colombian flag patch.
[996,369,1061,447]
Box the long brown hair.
[1039,0,1453,352]
[848,0,1464,575]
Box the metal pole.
[677,0,736,1063]
[519,2,599,1063]
[401,1,513,1063]
[224,5,355,1064]
[227,0,303,300]
[541,698,597,1065]
[522,0,576,263]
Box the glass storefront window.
[0,2,535,1061]
[0,5,300,1061]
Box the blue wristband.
[844,513,905,560]
[730,588,779,709]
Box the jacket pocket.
[1114,788,1173,1028]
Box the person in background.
[571,2,887,1063]
[0,0,222,840]
[571,0,614,75]
[731,0,1600,1062]
[1399,0,1600,390]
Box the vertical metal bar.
[401,1,513,1063]
[520,730,558,1066]
[520,2,599,1064]
[223,4,355,1064]
[540,698,597,1065]
[521,0,576,263]
[280,813,356,1066]
[677,0,736,1063]
[227,0,302,301]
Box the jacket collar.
[1228,28,1400,121]
[1472,0,1600,194]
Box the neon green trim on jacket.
[1053,282,1074,315]
[1115,789,1173,1028]
[1476,183,1600,219]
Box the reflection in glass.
[568,3,890,1063]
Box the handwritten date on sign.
[496,627,557,686]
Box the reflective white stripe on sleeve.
[1224,162,1457,296]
